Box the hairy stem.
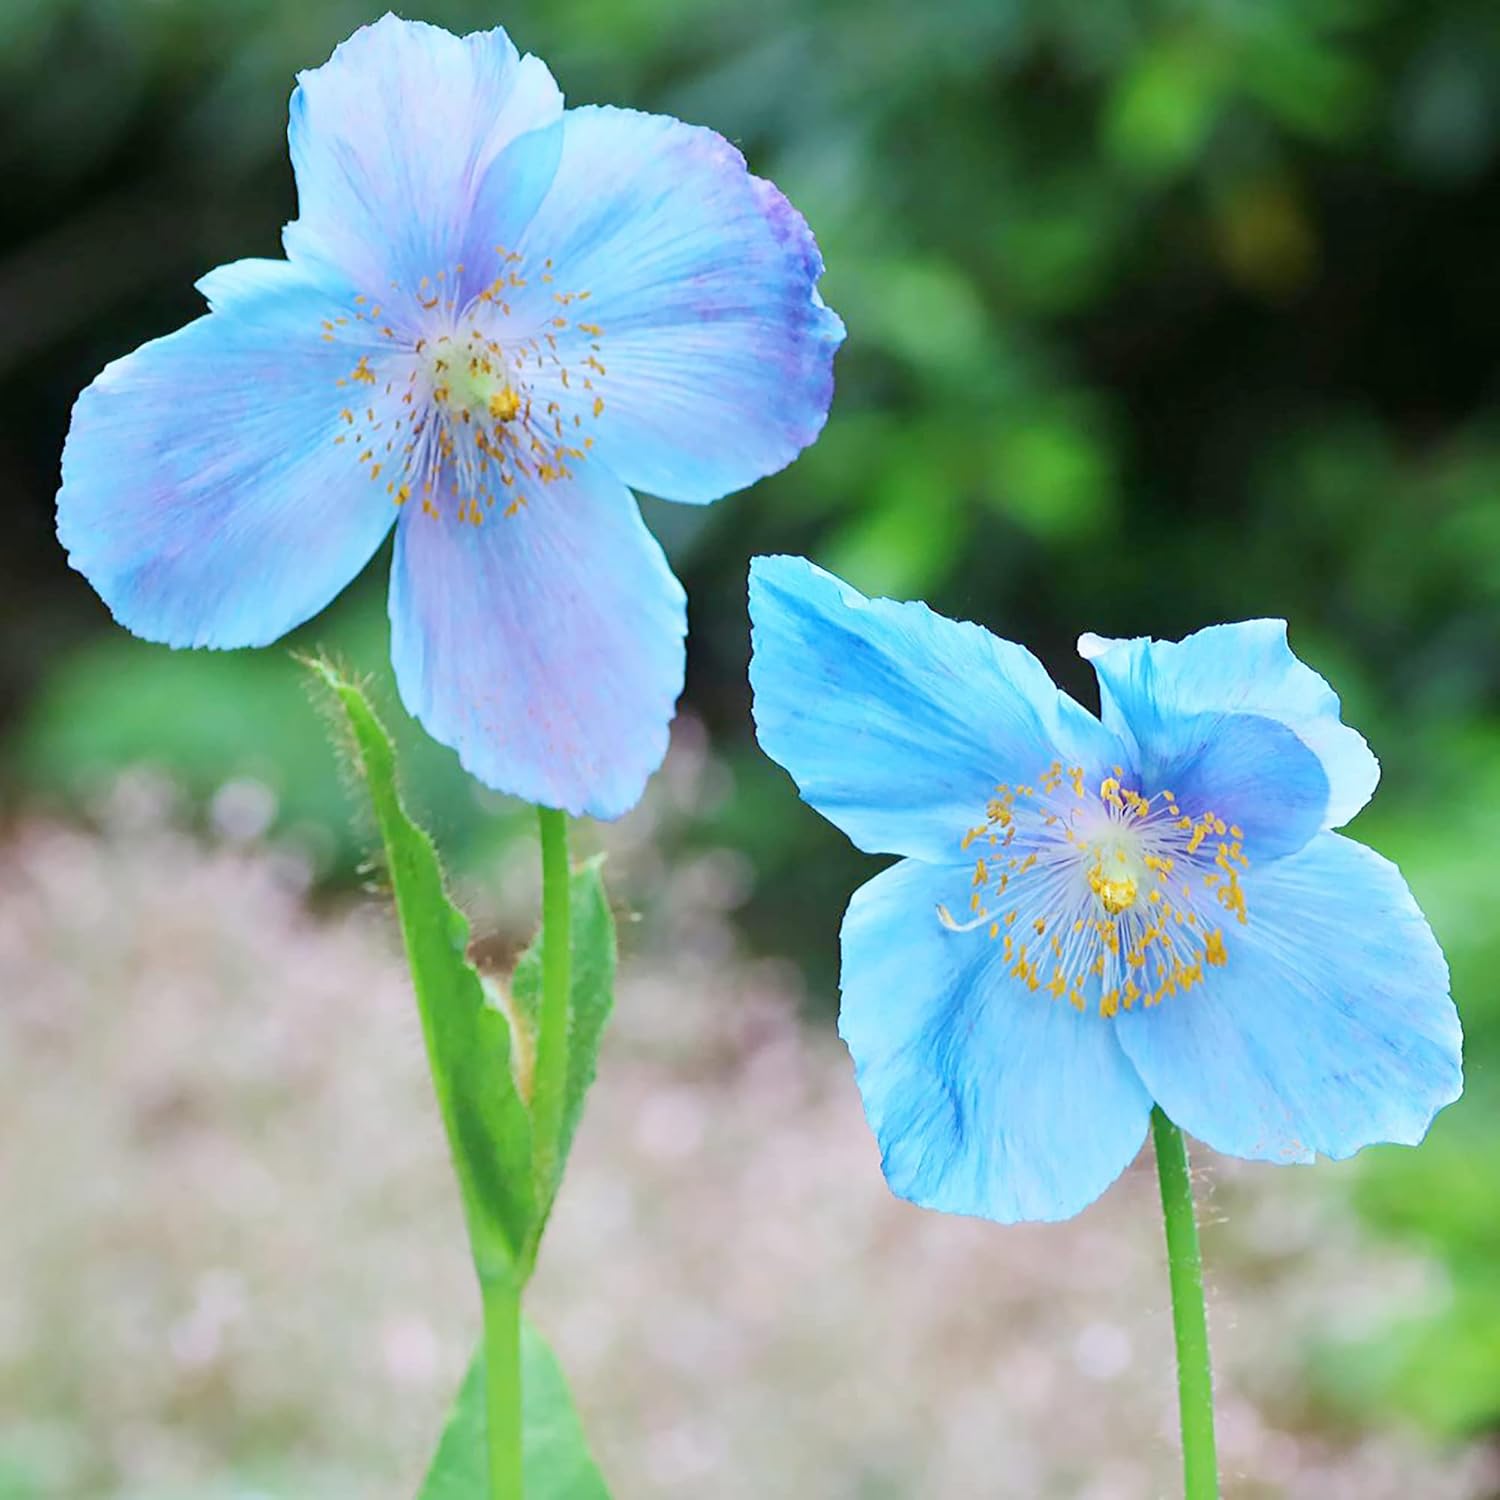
[1152,1106,1220,1500]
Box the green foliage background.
[3,0,1499,1447]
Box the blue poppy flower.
[748,555,1462,1223]
[58,15,842,820]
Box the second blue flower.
[749,555,1462,1224]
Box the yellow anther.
[485,385,520,421]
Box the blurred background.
[3,0,1500,1495]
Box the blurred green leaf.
[1310,1094,1500,1434]
[313,659,535,1277]
[985,400,1115,540]
[419,1322,610,1499]
[1240,17,1375,142]
[994,177,1122,313]
[825,447,971,600]
[842,257,992,388]
[1103,36,1226,178]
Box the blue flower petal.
[1138,708,1330,860]
[749,555,1123,863]
[57,260,397,648]
[841,858,1154,1222]
[510,107,843,505]
[195,256,339,313]
[284,15,564,308]
[1114,832,1462,1162]
[387,461,686,820]
[1081,620,1380,829]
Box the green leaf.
[1103,36,1226,178]
[418,1322,611,1500]
[511,856,616,1210]
[310,659,535,1277]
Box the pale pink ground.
[0,766,1493,1499]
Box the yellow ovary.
[1088,867,1137,916]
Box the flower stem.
[477,808,571,1499]
[1151,1106,1219,1500]
[481,1273,524,1498]
[531,807,572,1200]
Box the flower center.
[1089,863,1138,916]
[325,248,609,526]
[433,336,523,424]
[937,762,1251,1017]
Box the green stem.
[530,807,572,1201]
[478,808,570,1499]
[1151,1107,1219,1500]
[481,1274,524,1499]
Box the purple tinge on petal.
[510,105,844,506]
[386,458,687,819]
[283,14,564,311]
[751,173,828,288]
[57,259,398,649]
